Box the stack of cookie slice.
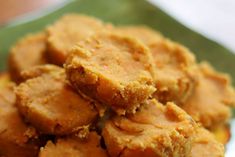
[1,14,234,157]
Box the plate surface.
[0,0,234,155]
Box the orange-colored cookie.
[15,65,98,135]
[182,62,235,128]
[116,26,196,104]
[102,99,197,157]
[47,14,106,65]
[0,83,39,157]
[151,39,196,104]
[115,26,163,45]
[39,132,108,157]
[8,32,47,83]
[191,128,224,157]
[20,63,63,81]
[65,32,156,115]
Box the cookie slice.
[8,32,47,83]
[39,132,108,157]
[182,62,235,128]
[116,26,196,104]
[0,82,39,157]
[65,32,156,115]
[15,65,98,135]
[47,14,107,65]
[102,99,197,157]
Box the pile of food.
[1,14,234,157]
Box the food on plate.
[190,128,224,157]
[65,32,156,115]
[116,26,196,104]
[39,132,108,157]
[182,62,235,129]
[20,64,108,118]
[20,63,63,80]
[2,13,234,157]
[15,65,98,135]
[8,32,48,83]
[151,39,196,104]
[102,99,197,157]
[47,14,107,65]
[116,26,163,45]
[0,81,39,157]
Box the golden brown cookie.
[8,32,47,83]
[15,65,98,135]
[115,26,163,45]
[102,99,197,157]
[47,14,106,65]
[151,39,196,104]
[65,32,156,115]
[191,128,224,157]
[116,26,196,104]
[182,62,235,128]
[0,83,39,157]
[20,63,63,81]
[39,132,108,157]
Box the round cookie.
[182,62,235,128]
[102,99,197,157]
[65,32,156,115]
[150,38,196,104]
[39,132,108,157]
[8,32,47,83]
[15,65,98,135]
[116,26,196,104]
[115,25,163,45]
[0,82,39,157]
[47,14,106,65]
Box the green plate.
[0,0,234,156]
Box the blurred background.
[150,0,235,53]
[0,0,68,26]
[0,0,58,24]
[0,0,234,53]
